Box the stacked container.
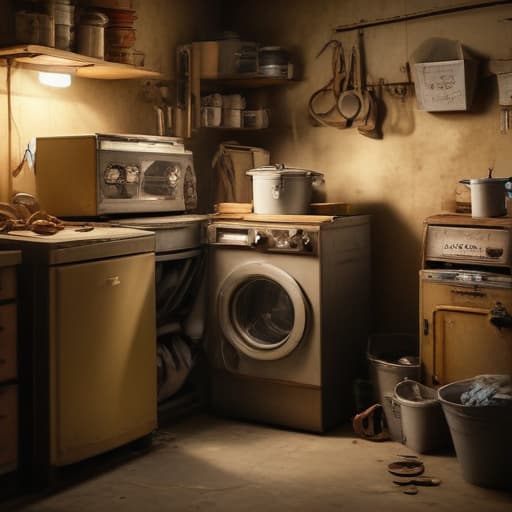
[102,6,138,64]
[54,0,75,51]
[15,1,56,47]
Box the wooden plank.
[425,213,512,228]
[210,213,336,224]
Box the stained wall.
[220,0,512,333]
[0,0,221,211]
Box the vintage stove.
[420,214,512,386]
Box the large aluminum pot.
[459,177,512,218]
[246,164,324,214]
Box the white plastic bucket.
[394,380,451,453]
[438,378,512,489]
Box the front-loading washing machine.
[206,215,371,432]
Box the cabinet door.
[49,252,156,466]
[0,267,16,301]
[421,280,512,385]
[0,304,17,382]
[0,385,18,473]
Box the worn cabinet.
[0,252,21,476]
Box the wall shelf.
[0,44,162,80]
[201,75,295,89]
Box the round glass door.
[218,263,307,360]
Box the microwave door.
[102,162,141,200]
[140,157,196,210]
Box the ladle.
[337,45,362,120]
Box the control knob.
[290,229,312,252]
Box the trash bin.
[367,333,420,441]
[394,379,451,453]
[438,377,512,489]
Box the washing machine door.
[218,262,307,360]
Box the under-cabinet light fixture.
[38,71,72,88]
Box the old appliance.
[113,214,209,423]
[31,133,197,217]
[420,214,512,387]
[207,215,371,432]
[0,226,157,483]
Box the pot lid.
[246,164,323,177]
[460,177,511,184]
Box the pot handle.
[459,179,470,188]
[505,178,512,198]
[312,174,325,187]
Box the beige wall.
[220,0,512,333]
[0,0,221,210]
[2,0,512,334]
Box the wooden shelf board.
[200,126,269,131]
[0,44,161,80]
[201,75,296,88]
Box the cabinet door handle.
[450,289,486,298]
[106,276,121,287]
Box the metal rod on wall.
[335,0,512,32]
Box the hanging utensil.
[337,45,362,121]
[351,32,371,127]
[308,40,348,129]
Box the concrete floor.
[4,413,512,511]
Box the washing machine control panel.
[253,228,315,254]
[209,225,318,255]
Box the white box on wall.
[412,38,478,112]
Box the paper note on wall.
[414,60,467,111]
[497,72,512,106]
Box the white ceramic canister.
[460,178,512,218]
[246,165,324,214]
[77,11,109,59]
[54,1,75,25]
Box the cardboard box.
[412,38,478,111]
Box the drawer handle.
[450,289,486,298]
[106,276,121,287]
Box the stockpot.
[459,177,512,218]
[246,164,324,214]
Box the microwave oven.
[33,133,197,217]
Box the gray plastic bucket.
[367,333,420,441]
[394,380,451,453]
[438,378,512,489]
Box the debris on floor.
[352,403,390,441]
[388,457,441,495]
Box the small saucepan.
[459,177,512,218]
